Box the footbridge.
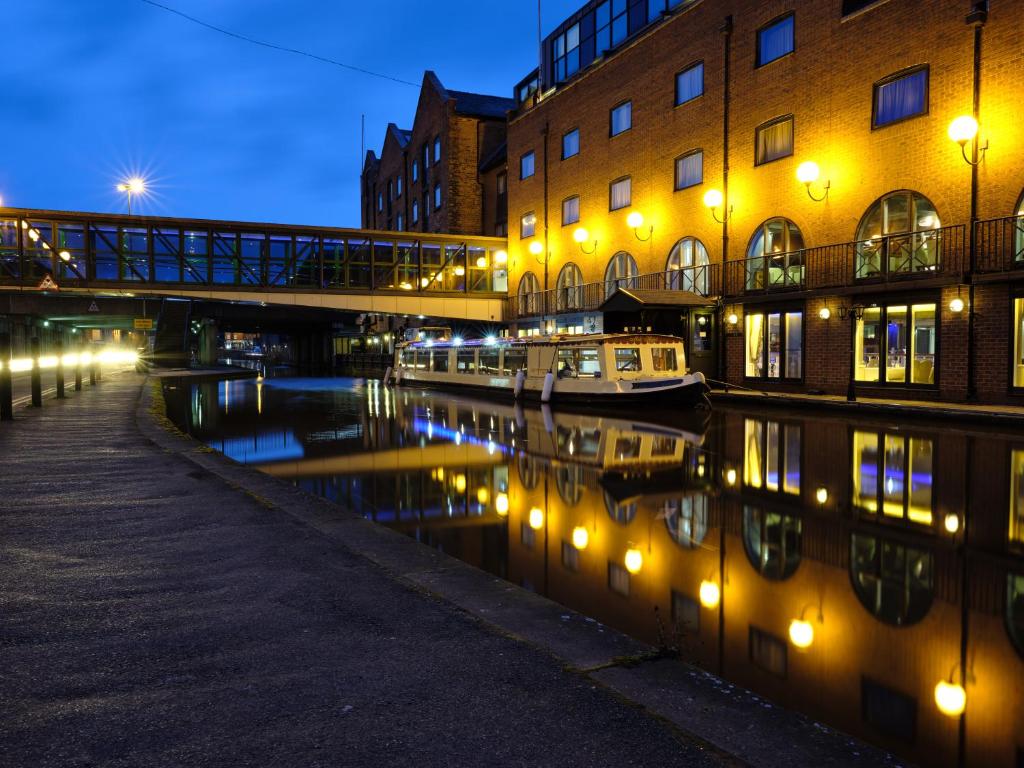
[0,208,509,322]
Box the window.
[396,175,403,197]
[745,310,804,380]
[604,251,638,296]
[610,101,632,136]
[517,272,541,317]
[609,177,631,211]
[1012,451,1024,546]
[1015,299,1024,389]
[520,151,535,179]
[855,191,941,278]
[842,0,882,14]
[396,214,403,231]
[502,347,527,375]
[554,22,581,82]
[497,172,507,196]
[377,192,383,212]
[873,67,928,129]
[433,136,441,164]
[556,346,600,378]
[430,349,450,373]
[675,61,704,105]
[608,561,630,596]
[749,627,787,677]
[456,348,476,374]
[520,212,536,239]
[671,590,700,634]
[852,431,934,525]
[755,115,794,165]
[851,534,934,626]
[562,541,580,572]
[433,184,442,210]
[422,145,430,174]
[595,0,630,55]
[663,496,708,548]
[745,218,805,291]
[666,237,710,293]
[412,161,418,183]
[562,196,580,226]
[854,302,937,385]
[744,505,802,579]
[743,419,800,495]
[521,524,536,549]
[387,180,393,201]
[651,348,678,371]
[615,348,642,372]
[556,263,584,312]
[411,200,419,224]
[562,128,580,159]
[674,150,703,190]
[1009,574,1024,659]
[861,678,917,742]
[757,14,794,67]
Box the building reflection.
[165,377,1024,768]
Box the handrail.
[975,213,1024,274]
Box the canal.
[163,375,1024,768]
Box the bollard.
[74,343,83,391]
[30,337,42,407]
[55,340,65,399]
[0,332,12,421]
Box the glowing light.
[934,680,966,717]
[948,115,978,145]
[452,337,463,347]
[476,256,487,268]
[485,335,497,346]
[59,250,71,262]
[624,548,643,574]
[572,227,590,244]
[727,313,739,326]
[399,281,413,290]
[789,619,814,649]
[435,468,445,483]
[703,189,724,209]
[476,487,489,505]
[944,513,960,534]
[528,241,544,256]
[572,526,589,550]
[528,507,544,530]
[494,250,508,265]
[725,468,737,487]
[819,307,831,320]
[454,473,467,493]
[495,493,510,516]
[796,161,820,185]
[28,228,39,242]
[626,211,644,229]
[816,487,829,505]
[950,297,965,313]
[420,277,430,287]
[699,580,720,609]
[454,266,465,276]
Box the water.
[164,375,1024,768]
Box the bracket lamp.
[626,211,653,242]
[948,116,988,166]
[703,189,732,224]
[796,161,830,202]
[573,227,597,254]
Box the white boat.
[387,330,709,407]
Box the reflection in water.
[164,376,1024,768]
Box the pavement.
[0,371,899,768]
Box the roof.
[599,289,714,312]
[387,124,413,148]
[478,141,507,173]
[425,71,515,119]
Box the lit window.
[615,348,642,372]
[433,136,441,164]
[609,177,631,211]
[411,200,419,224]
[675,149,703,190]
[666,237,710,293]
[554,22,581,82]
[521,151,535,179]
[610,101,632,136]
[1012,450,1024,545]
[595,0,630,55]
[651,348,678,372]
[562,128,580,159]
[755,115,794,165]
[604,251,638,297]
[1014,299,1024,389]
[743,419,800,495]
[744,310,804,380]
[855,191,941,279]
[757,14,794,67]
[562,196,580,226]
[422,145,430,173]
[433,184,442,210]
[852,432,934,525]
[873,67,928,128]
[854,302,937,385]
[497,172,507,195]
[675,61,704,106]
[555,263,584,312]
[520,212,536,239]
[745,217,805,291]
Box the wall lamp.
[573,227,598,254]
[948,116,988,166]
[950,285,967,314]
[703,189,732,224]
[626,211,653,242]
[796,161,830,202]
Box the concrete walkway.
[0,373,897,768]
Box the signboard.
[133,318,154,331]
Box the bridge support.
[198,320,219,367]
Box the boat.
[386,329,709,407]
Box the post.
[55,339,65,399]
[74,342,83,391]
[846,310,858,403]
[30,337,42,407]
[0,332,12,421]
[90,350,97,386]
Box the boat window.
[456,348,477,374]
[479,348,500,375]
[651,347,678,372]
[615,347,642,372]
[851,533,933,625]
[556,426,602,459]
[399,348,413,367]
[651,436,678,457]
[557,347,601,378]
[502,348,527,375]
[430,349,449,373]
[1012,450,1024,547]
[614,436,642,459]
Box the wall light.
[950,286,966,314]
[727,312,739,326]
[624,548,643,574]
[572,526,589,550]
[495,493,510,516]
[626,211,653,242]
[699,580,721,609]
[934,680,967,718]
[796,161,830,202]
[573,227,597,254]
[703,189,732,224]
[815,487,829,505]
[948,115,987,166]
[944,513,961,534]
[528,507,544,530]
[528,241,544,256]
[819,306,831,320]
[789,619,814,649]
[494,250,508,265]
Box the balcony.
[976,214,1024,275]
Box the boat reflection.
[165,377,1024,768]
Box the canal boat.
[386,331,709,406]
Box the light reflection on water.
[165,376,1024,768]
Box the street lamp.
[116,177,146,215]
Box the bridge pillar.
[198,320,219,367]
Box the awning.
[599,288,713,313]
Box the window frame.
[674,148,704,191]
[872,65,930,130]
[520,150,536,180]
[610,100,633,137]
[433,136,442,164]
[562,128,580,160]
[674,60,705,107]
[561,195,581,227]
[850,427,936,526]
[609,176,632,212]
[743,305,806,383]
[411,199,419,224]
[742,418,803,497]
[755,12,795,68]
[754,114,795,166]
[1010,292,1024,394]
[853,297,940,388]
[433,184,442,211]
[520,211,537,240]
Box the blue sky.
[3,0,581,226]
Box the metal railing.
[975,214,1024,274]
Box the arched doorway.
[517,271,541,318]
[555,262,584,312]
[745,218,805,291]
[666,237,710,294]
[855,190,941,278]
[604,251,638,298]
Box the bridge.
[0,208,509,322]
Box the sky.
[3,0,582,227]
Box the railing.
[724,250,806,295]
[976,214,1024,274]
[0,208,509,296]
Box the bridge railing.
[0,209,510,296]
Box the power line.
[138,0,419,88]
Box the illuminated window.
[757,14,794,67]
[520,151,535,180]
[873,67,928,129]
[749,626,787,677]
[853,431,933,525]
[851,534,933,625]
[395,214,403,231]
[744,310,803,380]
[663,496,708,548]
[553,22,581,82]
[520,212,536,239]
[411,200,419,224]
[562,195,580,226]
[651,348,678,372]
[433,184,442,210]
[743,419,800,495]
[675,149,703,190]
[604,250,638,297]
[610,101,632,137]
[555,263,584,312]
[755,115,794,165]
[377,192,383,212]
[1012,450,1024,545]
[1014,299,1024,389]
[666,237,709,293]
[396,175,403,197]
[1015,192,1024,265]
[614,348,642,372]
[746,218,804,291]
[497,172,507,196]
[456,348,476,374]
[675,61,704,106]
[609,177,632,211]
[517,271,541,317]
[855,302,936,385]
[562,128,580,160]
[855,191,941,278]
[411,160,418,183]
[743,506,802,580]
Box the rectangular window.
[873,67,928,128]
[561,541,580,572]
[608,561,630,596]
[562,196,580,226]
[671,590,700,634]
[411,200,419,224]
[520,212,536,239]
[377,192,383,212]
[861,678,917,743]
[412,161,418,183]
[852,431,934,524]
[743,418,801,496]
[749,627,787,677]
[1011,450,1024,546]
[497,172,507,195]
[842,0,881,14]
[521,523,536,549]
[502,348,527,375]
[562,128,580,159]
[651,347,678,372]
[396,214,403,231]
[396,175,403,197]
[554,22,581,82]
[456,348,476,374]
[478,348,500,375]
[430,349,449,373]
[744,309,803,380]
[757,14,794,67]
[387,180,393,201]
[615,347,642,372]
[675,61,704,105]
[520,151,535,179]
[433,136,441,164]
[1015,298,1024,388]
[422,145,430,174]
[609,177,631,211]
[595,0,630,55]
[557,348,601,378]
[674,150,703,190]
[755,115,794,165]
[610,101,632,136]
[855,302,936,385]
[433,184,442,210]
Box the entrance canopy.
[599,288,713,313]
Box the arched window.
[743,506,801,580]
[604,251,638,298]
[604,490,637,525]
[517,452,539,490]
[850,533,933,626]
[517,271,541,317]
[556,262,584,312]
[555,463,585,506]
[745,218,805,291]
[663,495,708,548]
[1008,573,1024,659]
[855,190,941,278]
[666,237,710,294]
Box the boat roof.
[400,333,685,348]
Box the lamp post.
[840,304,865,402]
[116,177,146,216]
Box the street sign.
[133,318,154,331]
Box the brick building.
[361,72,514,237]
[503,0,1024,404]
